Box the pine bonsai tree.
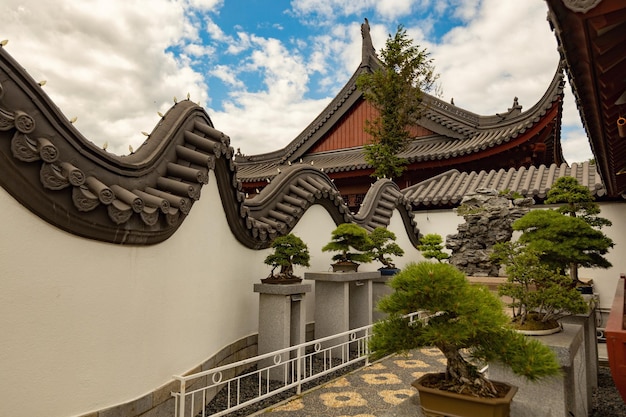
[513,209,613,285]
[417,233,450,262]
[356,25,438,180]
[491,242,587,330]
[366,227,404,269]
[370,262,561,398]
[264,233,310,281]
[322,223,372,269]
[543,176,612,282]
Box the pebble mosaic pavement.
[259,348,447,417]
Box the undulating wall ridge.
[0,46,420,248]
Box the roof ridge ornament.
[360,18,375,67]
[562,0,603,13]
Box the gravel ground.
[201,357,365,417]
[592,366,625,417]
[201,360,624,417]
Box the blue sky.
[1,0,592,162]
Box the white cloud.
[1,0,211,155]
[0,0,592,162]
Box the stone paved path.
[257,348,446,417]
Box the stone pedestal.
[372,275,394,322]
[305,271,379,353]
[560,301,599,407]
[488,323,588,417]
[254,283,311,381]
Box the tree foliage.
[365,227,404,268]
[545,176,611,229]
[513,209,613,281]
[356,25,438,179]
[370,262,561,397]
[264,233,310,278]
[417,233,450,262]
[322,223,373,264]
[491,242,587,327]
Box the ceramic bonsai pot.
[412,373,518,417]
[331,261,359,272]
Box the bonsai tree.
[370,262,561,398]
[513,209,613,286]
[417,233,450,263]
[263,233,310,282]
[543,176,612,283]
[356,24,438,180]
[366,227,404,269]
[491,242,588,330]
[322,223,372,271]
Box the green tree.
[545,176,611,229]
[513,210,613,284]
[532,176,614,283]
[370,262,561,398]
[356,25,438,180]
[491,242,587,328]
[365,227,404,268]
[417,233,450,262]
[264,233,310,279]
[322,223,372,265]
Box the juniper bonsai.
[417,233,450,263]
[370,262,561,398]
[491,241,587,330]
[322,223,372,266]
[264,233,310,280]
[366,227,404,269]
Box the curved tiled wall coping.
[0,46,421,249]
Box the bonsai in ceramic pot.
[491,241,588,334]
[513,176,613,292]
[370,261,561,416]
[322,223,372,272]
[262,233,310,284]
[365,227,404,275]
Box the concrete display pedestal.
[489,323,588,417]
[305,271,380,351]
[560,301,599,407]
[254,283,311,381]
[372,275,394,322]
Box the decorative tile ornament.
[563,0,603,13]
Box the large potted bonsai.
[322,223,372,272]
[491,241,588,334]
[365,227,404,275]
[262,233,310,284]
[514,176,613,292]
[542,176,613,292]
[370,261,561,417]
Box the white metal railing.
[171,311,426,417]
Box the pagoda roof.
[236,19,566,183]
[403,160,605,209]
[545,0,626,197]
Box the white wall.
[0,173,269,417]
[1,177,624,417]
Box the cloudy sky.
[1,0,593,163]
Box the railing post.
[296,345,303,395]
[178,379,186,417]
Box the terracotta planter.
[412,373,518,417]
[606,276,626,403]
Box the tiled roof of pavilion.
[403,161,605,209]
[236,20,566,183]
[0,44,420,248]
